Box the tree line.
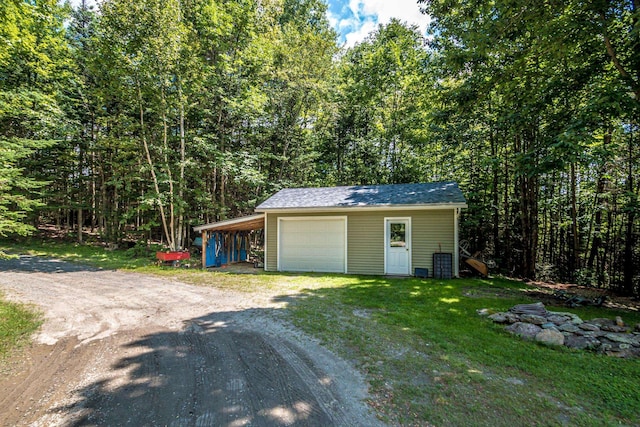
[1,0,637,295]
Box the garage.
[277,217,347,273]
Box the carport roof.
[193,214,264,233]
[256,181,467,210]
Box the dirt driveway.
[0,256,383,426]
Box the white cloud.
[344,19,377,47]
[332,0,431,48]
[356,0,426,27]
[327,12,340,30]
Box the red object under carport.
[156,251,190,266]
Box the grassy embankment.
[1,238,639,426]
[0,293,41,360]
[0,248,42,360]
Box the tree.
[0,0,70,237]
[419,0,639,292]
[0,139,50,237]
[81,0,338,247]
[319,20,433,185]
[97,0,195,250]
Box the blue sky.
[68,0,429,47]
[325,0,430,47]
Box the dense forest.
[1,0,638,295]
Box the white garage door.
[278,217,346,273]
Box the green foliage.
[0,138,52,236]
[124,241,164,260]
[70,0,339,249]
[0,0,637,294]
[418,0,640,290]
[318,20,432,185]
[0,0,70,237]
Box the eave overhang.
[193,213,265,233]
[255,203,467,214]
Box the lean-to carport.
[193,214,265,268]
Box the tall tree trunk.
[622,127,637,295]
[161,87,176,250]
[91,118,97,232]
[491,134,500,261]
[77,142,84,244]
[516,132,538,279]
[569,161,579,277]
[503,152,511,274]
[138,83,173,250]
[521,173,539,279]
[178,81,186,249]
[99,151,106,235]
[605,195,615,288]
[586,175,606,269]
[217,109,226,218]
[77,207,83,244]
[586,130,610,276]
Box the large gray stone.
[489,313,508,323]
[547,314,570,325]
[505,322,542,340]
[510,302,547,316]
[578,330,607,338]
[535,329,565,346]
[569,314,584,325]
[605,333,637,345]
[558,323,581,333]
[602,325,629,333]
[549,311,583,325]
[578,322,600,332]
[599,342,614,352]
[589,318,615,327]
[564,335,601,350]
[492,304,640,358]
[505,313,521,323]
[521,314,547,325]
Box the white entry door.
[385,218,411,275]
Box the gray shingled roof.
[256,182,466,210]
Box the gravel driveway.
[0,256,382,426]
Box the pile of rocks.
[479,302,640,358]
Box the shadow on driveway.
[0,255,102,273]
[55,309,372,427]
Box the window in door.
[390,223,406,247]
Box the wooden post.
[201,231,207,269]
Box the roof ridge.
[256,182,466,210]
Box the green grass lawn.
[2,238,639,425]
[282,276,640,426]
[0,294,41,360]
[0,238,156,270]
